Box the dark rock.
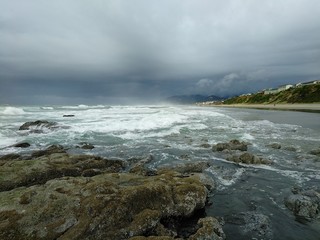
[283,146,297,152]
[310,148,320,156]
[225,212,272,239]
[188,217,225,240]
[200,143,211,148]
[242,212,272,238]
[267,143,281,149]
[13,142,31,148]
[226,152,271,164]
[78,142,95,150]
[81,169,102,177]
[0,153,21,161]
[31,145,66,158]
[129,155,154,176]
[63,114,75,117]
[212,139,248,152]
[180,154,190,160]
[284,187,320,222]
[19,120,58,131]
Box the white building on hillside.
[263,84,293,95]
[296,80,320,87]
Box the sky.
[1,0,320,104]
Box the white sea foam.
[40,106,54,110]
[2,107,25,115]
[241,133,255,140]
[78,104,88,108]
[71,110,188,134]
[61,105,89,109]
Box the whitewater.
[1,104,320,239]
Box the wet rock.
[0,146,126,192]
[284,187,320,222]
[242,212,272,238]
[31,144,67,158]
[310,148,320,156]
[78,142,95,150]
[63,114,75,117]
[179,154,190,160]
[267,143,281,149]
[200,143,211,148]
[212,139,248,152]
[283,146,297,152]
[0,153,21,161]
[127,209,161,237]
[160,163,214,194]
[226,152,271,164]
[225,212,272,239]
[19,120,58,131]
[13,142,31,148]
[197,173,215,192]
[149,208,225,240]
[129,236,176,240]
[0,170,209,240]
[129,155,154,176]
[189,217,225,240]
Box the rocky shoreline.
[0,144,225,240]
[1,120,320,239]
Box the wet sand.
[209,103,320,112]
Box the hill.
[223,83,320,104]
[166,94,223,104]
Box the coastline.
[206,103,320,113]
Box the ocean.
[1,104,320,239]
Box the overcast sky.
[1,0,320,104]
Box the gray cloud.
[1,0,320,104]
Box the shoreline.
[206,103,320,113]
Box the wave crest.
[2,107,25,115]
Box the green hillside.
[224,83,320,104]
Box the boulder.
[129,155,155,176]
[0,170,212,240]
[212,140,248,152]
[188,217,225,240]
[310,148,320,157]
[284,188,320,222]
[31,144,67,158]
[266,143,281,149]
[78,142,95,150]
[200,143,211,148]
[224,212,272,239]
[0,153,21,161]
[163,161,211,174]
[19,120,58,131]
[226,152,271,165]
[13,142,31,148]
[283,146,297,152]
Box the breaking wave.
[2,107,25,115]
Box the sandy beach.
[208,103,320,112]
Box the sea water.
[0,104,320,239]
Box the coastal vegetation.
[223,82,320,104]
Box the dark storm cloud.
[1,0,320,104]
